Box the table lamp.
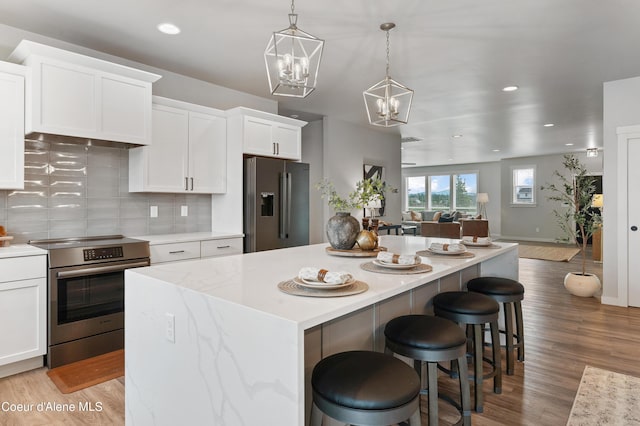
[477,193,489,219]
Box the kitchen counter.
[131,231,244,245]
[125,236,518,425]
[0,243,47,259]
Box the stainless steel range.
[29,235,150,368]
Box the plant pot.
[563,272,601,297]
[326,212,360,250]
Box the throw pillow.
[401,212,413,221]
[432,211,442,221]
[438,215,455,223]
[410,211,421,221]
[451,211,461,221]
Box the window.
[406,176,426,211]
[512,166,536,205]
[405,172,479,213]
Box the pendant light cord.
[385,30,391,78]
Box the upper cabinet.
[227,107,306,161]
[9,40,161,146]
[129,96,227,194]
[0,61,26,190]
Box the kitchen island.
[124,236,517,425]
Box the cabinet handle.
[272,142,276,155]
[185,177,189,191]
[217,245,231,249]
[190,177,194,191]
[276,142,279,155]
[169,250,185,254]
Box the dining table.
[124,235,518,426]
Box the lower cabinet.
[150,237,242,264]
[0,254,46,377]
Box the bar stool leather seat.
[310,350,422,425]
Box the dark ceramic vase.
[326,212,360,250]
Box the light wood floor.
[1,243,637,426]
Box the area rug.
[567,366,640,425]
[517,244,580,262]
[46,349,124,394]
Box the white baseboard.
[601,296,627,307]
[498,235,560,243]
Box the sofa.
[401,210,469,236]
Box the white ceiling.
[1,0,639,167]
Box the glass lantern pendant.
[264,0,324,98]
[363,23,414,127]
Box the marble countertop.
[0,243,47,259]
[128,235,517,329]
[131,231,244,245]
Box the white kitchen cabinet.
[150,241,201,264]
[201,238,243,258]
[0,61,25,190]
[129,97,227,193]
[0,250,47,378]
[228,107,306,161]
[9,40,160,146]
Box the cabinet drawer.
[0,256,46,283]
[150,241,201,264]
[201,238,243,258]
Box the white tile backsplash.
[0,140,212,243]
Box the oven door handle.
[56,261,150,279]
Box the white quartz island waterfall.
[124,235,518,425]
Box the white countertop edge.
[132,232,244,245]
[127,237,518,331]
[0,244,48,259]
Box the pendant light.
[264,0,324,98]
[363,23,413,127]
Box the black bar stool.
[384,315,472,426]
[433,291,502,413]
[310,350,422,426]
[466,276,525,375]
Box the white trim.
[614,126,640,307]
[510,165,536,205]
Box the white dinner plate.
[428,247,467,255]
[460,240,492,247]
[294,276,355,290]
[372,259,421,269]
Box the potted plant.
[316,177,387,249]
[540,154,602,297]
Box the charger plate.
[325,246,387,257]
[278,279,368,297]
[416,249,476,259]
[360,262,433,275]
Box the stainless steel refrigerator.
[244,157,309,252]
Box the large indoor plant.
[316,177,386,249]
[540,154,602,297]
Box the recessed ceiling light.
[502,86,519,92]
[492,149,500,152]
[452,134,463,138]
[157,23,181,35]
[448,158,454,161]
[565,143,574,146]
[543,123,555,127]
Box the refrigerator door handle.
[285,172,292,239]
[279,173,287,239]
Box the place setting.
[360,251,433,275]
[278,267,369,297]
[416,242,476,258]
[459,236,501,249]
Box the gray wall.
[403,161,502,237]
[301,120,325,244]
[401,153,603,241]
[321,118,402,239]
[602,76,640,304]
